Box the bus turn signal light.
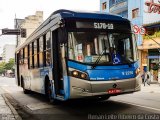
[81,73,87,79]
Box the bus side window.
[39,37,43,67]
[24,46,28,65]
[46,31,51,66]
[19,49,23,65]
[22,48,25,64]
[29,43,33,68]
[32,42,34,68]
[28,45,30,69]
[34,40,38,68]
[37,38,39,67]
[43,34,46,67]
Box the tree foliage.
[0,58,15,74]
[0,62,6,74]
[5,58,15,70]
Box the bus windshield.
[68,32,135,65]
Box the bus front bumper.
[69,76,141,99]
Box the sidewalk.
[0,87,21,120]
[141,82,160,93]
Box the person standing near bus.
[141,70,145,84]
[144,70,151,86]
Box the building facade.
[100,0,160,80]
[14,11,43,47]
[2,44,16,63]
[140,21,160,81]
[100,0,160,45]
[100,0,150,45]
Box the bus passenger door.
[52,30,64,95]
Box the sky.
[0,0,100,54]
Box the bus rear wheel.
[21,77,30,94]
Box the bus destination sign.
[76,22,114,30]
[94,23,114,29]
[66,20,131,32]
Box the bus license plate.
[107,89,121,94]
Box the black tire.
[92,96,110,102]
[45,78,59,104]
[98,96,110,101]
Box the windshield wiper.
[91,38,107,69]
[124,58,133,66]
[91,51,105,69]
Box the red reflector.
[107,89,121,94]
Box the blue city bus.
[15,9,141,102]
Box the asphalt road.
[0,77,160,120]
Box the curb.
[150,82,158,84]
[2,94,22,120]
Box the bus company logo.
[145,0,160,14]
[122,71,133,76]
[94,22,114,29]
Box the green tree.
[5,58,15,71]
[0,62,6,74]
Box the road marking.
[1,87,12,93]
[112,99,160,112]
[1,86,22,93]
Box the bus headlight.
[70,70,89,80]
[135,68,140,76]
[72,71,79,77]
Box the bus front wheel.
[92,95,110,101]
[45,78,59,104]
[98,96,110,101]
